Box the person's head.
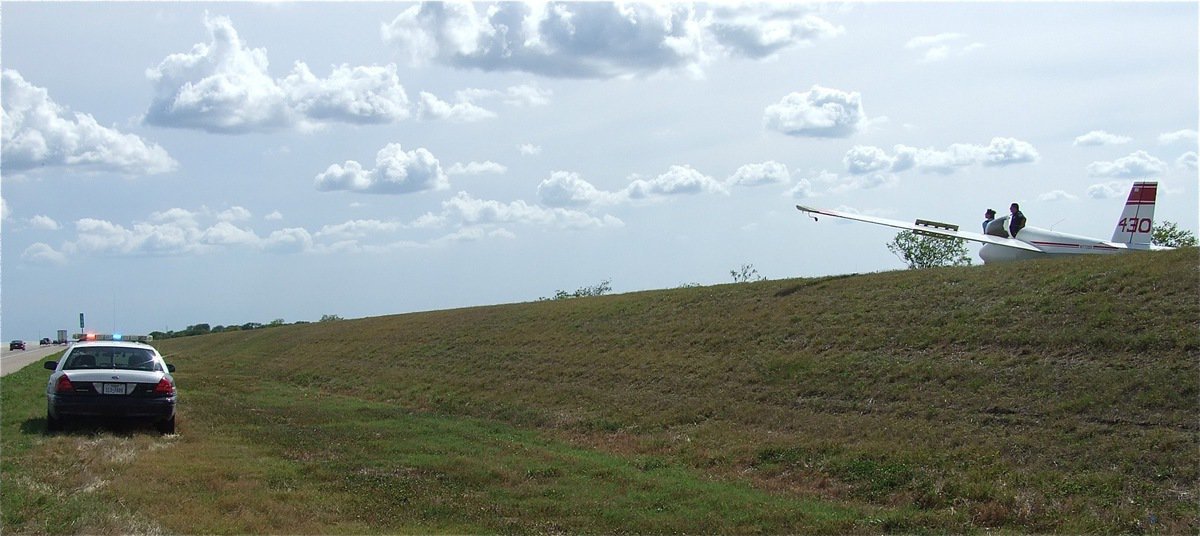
[1010,203,1020,213]
[985,209,996,219]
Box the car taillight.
[55,375,75,393]
[153,378,175,395]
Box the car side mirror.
[44,361,57,370]
[166,364,176,373]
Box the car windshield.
[64,347,159,371]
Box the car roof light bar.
[73,333,153,342]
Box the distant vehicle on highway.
[43,334,177,434]
[10,340,25,351]
[40,338,52,346]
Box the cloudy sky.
[2,2,1197,339]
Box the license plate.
[102,383,127,395]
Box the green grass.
[3,248,1197,533]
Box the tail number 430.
[1119,217,1152,233]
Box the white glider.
[797,181,1171,263]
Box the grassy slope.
[3,249,1196,533]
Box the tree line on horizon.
[149,314,344,340]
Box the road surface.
[1,344,66,377]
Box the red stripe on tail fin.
[1126,182,1157,205]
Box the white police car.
[44,334,177,434]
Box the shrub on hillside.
[1152,221,1197,248]
[886,230,972,269]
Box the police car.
[44,334,177,434]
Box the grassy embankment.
[3,248,1197,533]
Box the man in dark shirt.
[1009,203,1026,238]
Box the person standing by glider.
[1009,203,1026,238]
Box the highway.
[1,344,66,377]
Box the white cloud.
[1074,130,1131,146]
[150,207,200,226]
[216,206,252,222]
[2,69,177,175]
[410,212,445,228]
[1086,150,1167,178]
[264,210,284,221]
[442,191,622,230]
[763,85,866,138]
[890,145,918,173]
[71,217,198,256]
[785,172,825,199]
[282,63,412,124]
[28,193,627,262]
[28,214,61,230]
[537,171,624,208]
[911,144,982,173]
[383,2,708,79]
[316,219,408,239]
[447,161,507,175]
[905,33,984,63]
[853,138,1039,176]
[455,85,553,108]
[1177,151,1197,170]
[1158,129,1198,145]
[1038,190,1077,202]
[262,228,313,254]
[145,13,411,133]
[784,180,814,199]
[796,167,895,196]
[728,161,790,187]
[433,226,518,245]
[21,243,67,265]
[1,197,11,221]
[200,221,259,246]
[843,146,894,175]
[518,143,543,156]
[416,91,496,122]
[627,165,728,199]
[1087,181,1128,199]
[315,143,449,194]
[538,165,728,208]
[981,137,1039,167]
[42,207,323,260]
[144,14,294,133]
[705,4,843,59]
[382,3,849,78]
[148,27,538,132]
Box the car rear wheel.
[46,412,61,433]
[155,416,176,435]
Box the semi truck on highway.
[56,330,68,345]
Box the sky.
[2,1,1197,341]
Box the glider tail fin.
[1111,181,1157,244]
